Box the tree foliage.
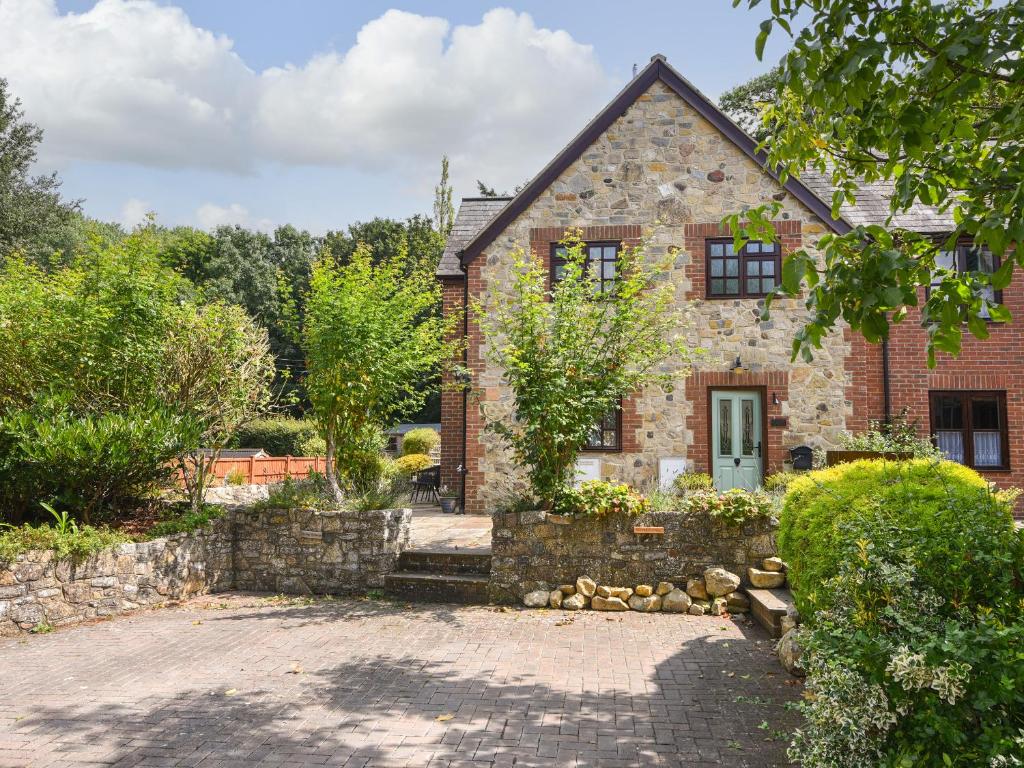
[474,232,698,504]
[718,65,783,141]
[433,155,454,240]
[302,243,459,501]
[731,0,1024,365]
[0,78,81,266]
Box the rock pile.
[748,556,788,589]
[522,567,754,616]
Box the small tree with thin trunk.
[474,231,699,506]
[303,243,459,503]
[161,302,275,513]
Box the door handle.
[733,457,741,467]
[754,442,761,457]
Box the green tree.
[0,78,82,266]
[302,243,459,502]
[730,0,1024,365]
[433,155,455,240]
[161,302,274,513]
[473,232,698,504]
[718,65,782,141]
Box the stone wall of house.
[0,518,234,635]
[0,506,411,635]
[232,506,411,594]
[489,508,777,603]
[464,79,857,513]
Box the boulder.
[709,597,728,616]
[655,581,674,596]
[634,584,654,597]
[576,576,597,598]
[780,607,799,635]
[661,589,692,613]
[726,592,750,613]
[777,628,804,676]
[762,557,785,573]
[596,585,612,598]
[687,603,706,616]
[592,595,629,611]
[703,567,741,597]
[549,590,564,609]
[524,589,549,608]
[628,594,662,612]
[562,593,587,611]
[597,586,633,601]
[748,568,786,589]
[558,584,577,597]
[686,578,709,601]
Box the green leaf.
[755,20,772,60]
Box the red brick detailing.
[463,259,488,515]
[620,394,641,453]
[439,278,465,493]
[844,329,886,433]
[685,371,789,476]
[681,220,801,300]
[529,225,643,291]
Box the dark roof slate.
[436,197,512,277]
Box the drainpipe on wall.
[881,338,892,424]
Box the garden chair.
[410,465,441,504]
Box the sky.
[0,0,793,235]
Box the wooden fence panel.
[197,456,326,486]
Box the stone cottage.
[437,54,1022,515]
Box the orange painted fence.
[207,456,327,485]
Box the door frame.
[706,385,768,485]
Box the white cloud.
[118,197,151,228]
[196,202,274,233]
[0,1,613,190]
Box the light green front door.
[711,390,763,492]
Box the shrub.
[146,505,223,539]
[393,453,433,476]
[779,458,1022,617]
[673,472,714,493]
[839,411,943,459]
[233,417,326,457]
[678,488,775,526]
[400,428,439,457]
[0,400,188,525]
[344,476,407,513]
[554,480,649,518]
[224,467,247,486]
[257,475,333,511]
[790,539,1024,767]
[0,520,131,563]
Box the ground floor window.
[584,404,621,451]
[929,390,1008,469]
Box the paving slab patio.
[408,504,492,552]
[0,592,800,767]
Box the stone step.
[746,587,796,639]
[384,571,490,604]
[397,549,492,576]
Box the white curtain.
[936,431,964,463]
[974,432,1002,467]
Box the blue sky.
[2,1,791,234]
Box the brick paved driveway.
[0,594,799,767]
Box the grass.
[145,504,224,539]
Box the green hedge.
[779,458,1023,617]
[401,427,439,456]
[233,418,325,457]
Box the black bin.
[789,445,813,471]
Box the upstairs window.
[551,241,619,293]
[929,243,1001,319]
[706,239,780,299]
[930,390,1008,470]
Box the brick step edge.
[397,549,492,576]
[384,571,490,605]
[746,587,795,639]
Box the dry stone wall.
[0,506,411,635]
[490,508,777,604]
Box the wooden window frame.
[928,390,1009,471]
[582,401,622,453]
[927,240,1003,308]
[550,240,620,294]
[705,239,781,299]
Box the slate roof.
[800,170,955,233]
[436,197,512,277]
